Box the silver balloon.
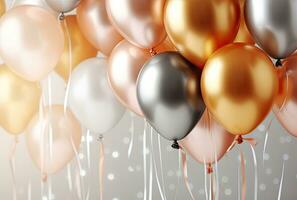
[245,0,297,59]
[137,52,205,143]
[69,57,125,134]
[45,0,80,13]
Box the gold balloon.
[201,43,278,135]
[55,15,98,80]
[0,65,41,135]
[164,0,240,68]
[0,0,5,16]
[234,0,254,44]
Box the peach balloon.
[76,0,123,56]
[55,15,98,80]
[179,111,235,164]
[0,0,5,16]
[0,6,64,81]
[106,0,166,49]
[26,105,81,174]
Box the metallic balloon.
[45,0,80,13]
[137,52,205,141]
[0,65,41,135]
[0,0,5,16]
[164,0,240,68]
[26,105,81,174]
[69,57,125,134]
[108,40,151,116]
[202,43,278,135]
[106,0,166,49]
[234,0,254,44]
[0,6,64,81]
[245,0,297,59]
[179,111,235,164]
[77,0,123,55]
[55,16,98,80]
[274,53,297,137]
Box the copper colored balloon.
[108,40,150,116]
[106,0,166,49]
[201,43,278,135]
[55,15,98,80]
[179,111,235,164]
[164,0,240,68]
[154,37,177,53]
[234,0,254,44]
[0,65,41,135]
[26,105,81,174]
[274,54,297,137]
[0,0,5,16]
[76,0,123,55]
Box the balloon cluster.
[0,0,296,177]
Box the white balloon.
[45,0,80,13]
[69,57,125,133]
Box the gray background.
[1,0,297,199]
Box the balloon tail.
[275,59,282,67]
[158,134,167,200]
[180,149,195,200]
[143,120,148,200]
[63,16,73,114]
[249,144,258,200]
[9,136,18,200]
[98,134,104,200]
[128,112,135,159]
[150,48,157,56]
[277,161,285,200]
[150,128,166,200]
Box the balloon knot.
[42,173,48,183]
[59,12,65,21]
[171,140,180,149]
[150,48,157,56]
[207,164,213,174]
[275,59,282,67]
[236,135,243,144]
[97,134,104,142]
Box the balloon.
[179,111,235,164]
[0,6,64,81]
[0,0,5,16]
[106,0,166,49]
[77,0,123,56]
[274,53,297,137]
[69,57,125,133]
[0,65,41,135]
[201,43,278,135]
[26,105,81,174]
[108,40,150,116]
[245,0,297,59]
[137,52,205,142]
[55,15,98,80]
[234,0,254,44]
[45,0,80,13]
[164,0,240,68]
[154,37,177,53]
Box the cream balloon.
[26,105,81,174]
[69,57,125,133]
[0,6,64,81]
[77,0,123,55]
[45,0,80,13]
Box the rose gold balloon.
[76,0,123,56]
[26,105,81,174]
[106,0,166,49]
[0,6,64,81]
[274,54,297,137]
[234,0,254,44]
[154,37,177,53]
[0,0,5,16]
[179,111,235,164]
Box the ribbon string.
[98,135,105,200]
[9,136,18,200]
[143,120,148,200]
[128,112,135,159]
[249,144,258,200]
[277,161,285,200]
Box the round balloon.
[106,0,166,49]
[245,0,297,59]
[26,105,81,174]
[45,0,80,13]
[55,15,98,80]
[201,43,278,135]
[179,111,235,164]
[0,6,64,81]
[69,57,125,133]
[0,65,41,135]
[77,0,123,55]
[274,53,297,137]
[137,52,205,142]
[0,0,5,16]
[164,0,240,68]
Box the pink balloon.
[0,6,64,81]
[179,111,235,164]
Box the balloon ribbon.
[180,148,195,200]
[9,136,18,200]
[98,135,104,200]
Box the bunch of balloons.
[0,0,296,177]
